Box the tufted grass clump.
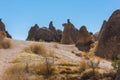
[0,39,11,49]
[24,44,47,56]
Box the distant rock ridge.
[27,22,62,42]
[95,9,120,60]
[27,19,93,51]
[0,19,12,38]
[60,19,93,51]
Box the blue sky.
[0,0,120,40]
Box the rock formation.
[27,22,62,42]
[35,27,55,41]
[27,24,39,40]
[61,19,79,44]
[0,31,6,41]
[49,21,62,42]
[0,19,12,38]
[75,26,93,51]
[93,32,99,41]
[95,9,120,60]
[115,65,120,80]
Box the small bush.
[28,61,56,78]
[0,39,11,49]
[53,43,59,49]
[24,44,47,56]
[80,69,102,80]
[3,57,56,80]
[112,55,120,70]
[3,63,29,80]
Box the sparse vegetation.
[24,44,47,56]
[3,56,57,80]
[3,63,29,80]
[1,40,116,80]
[53,43,59,49]
[0,39,11,49]
[112,55,120,70]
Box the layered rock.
[27,22,62,42]
[0,19,12,38]
[95,9,120,60]
[61,19,79,44]
[75,26,93,51]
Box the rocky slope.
[0,38,113,80]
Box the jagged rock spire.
[67,19,71,24]
[0,18,2,21]
[49,21,53,26]
[49,21,56,31]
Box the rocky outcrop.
[75,26,93,51]
[27,24,39,40]
[0,19,12,38]
[49,21,62,42]
[27,22,62,42]
[95,9,120,60]
[0,31,6,41]
[61,19,79,44]
[115,65,120,80]
[35,27,55,41]
[27,19,94,52]
[93,32,99,41]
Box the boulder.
[75,26,93,51]
[95,9,120,60]
[61,19,79,44]
[0,19,12,38]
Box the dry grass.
[81,41,110,61]
[53,43,59,49]
[3,63,45,80]
[4,57,57,80]
[11,52,42,63]
[2,63,29,80]
[0,38,11,49]
[79,68,116,80]
[24,44,47,56]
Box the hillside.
[0,38,114,80]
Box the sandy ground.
[0,38,113,80]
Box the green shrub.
[112,55,120,70]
